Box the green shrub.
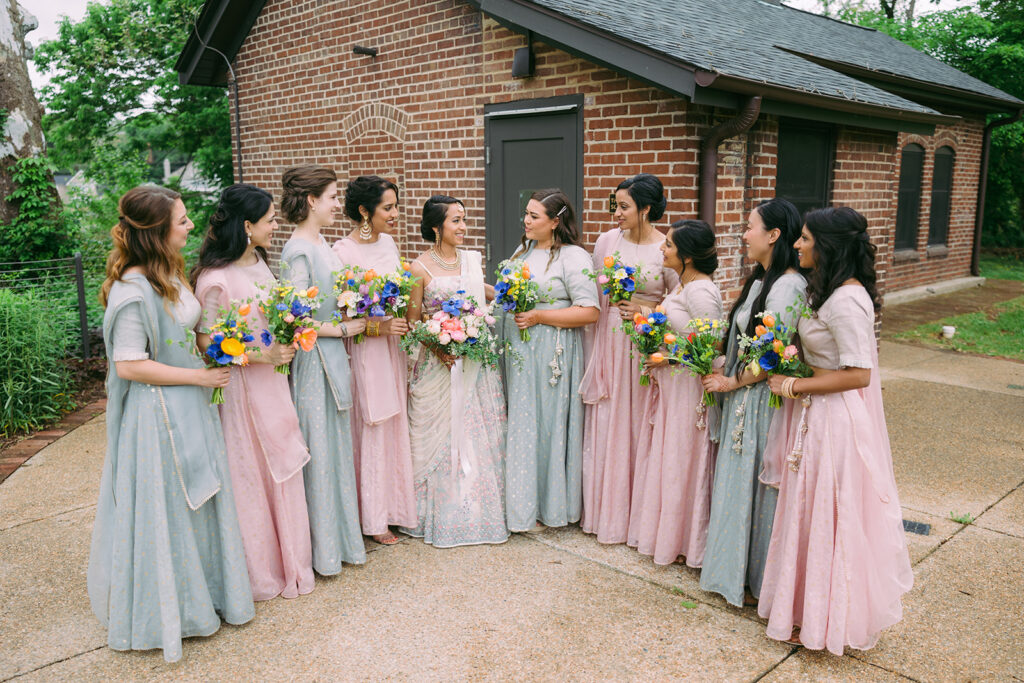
[0,288,77,435]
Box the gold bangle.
[367,320,381,337]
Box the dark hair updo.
[669,219,718,275]
[281,165,337,223]
[344,175,400,223]
[617,173,667,222]
[190,183,273,288]
[520,188,582,265]
[420,195,464,242]
[803,206,881,312]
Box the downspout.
[699,95,762,227]
[971,109,1021,276]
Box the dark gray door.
[484,96,583,280]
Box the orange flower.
[755,325,768,337]
[345,270,354,280]
[364,269,377,281]
[521,265,530,276]
[221,338,244,356]
[649,352,664,364]
[306,286,319,298]
[402,261,412,271]
[237,303,251,316]
[773,339,785,353]
[654,304,666,314]
[664,333,677,345]
[603,256,615,268]
[762,314,776,328]
[293,327,317,352]
[633,312,646,325]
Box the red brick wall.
[229,0,981,304]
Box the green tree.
[33,0,232,188]
[839,1,1024,247]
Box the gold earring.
[359,216,372,241]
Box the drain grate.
[902,519,931,536]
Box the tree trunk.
[0,0,47,226]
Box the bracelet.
[339,321,347,337]
[781,376,801,399]
[367,320,381,337]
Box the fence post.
[74,252,90,359]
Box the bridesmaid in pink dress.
[761,206,913,654]
[581,174,678,544]
[332,175,417,544]
[192,184,314,600]
[628,220,722,566]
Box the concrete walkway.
[1,341,1022,681]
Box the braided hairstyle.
[803,206,881,312]
[100,185,186,307]
[189,184,273,288]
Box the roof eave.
[176,0,267,87]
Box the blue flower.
[442,299,461,315]
[242,333,254,343]
[211,332,225,343]
[382,281,399,298]
[275,302,288,311]
[625,266,636,275]
[622,278,635,292]
[261,330,273,347]
[290,299,311,317]
[347,278,356,287]
[370,303,385,317]
[456,289,466,295]
[500,268,511,276]
[759,351,780,371]
[640,324,652,334]
[495,281,510,295]
[681,353,693,363]
[602,288,611,295]
[761,331,775,343]
[226,319,236,328]
[206,343,229,365]
[355,298,370,314]
[502,300,516,312]
[649,311,667,325]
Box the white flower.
[438,332,452,345]
[426,320,442,335]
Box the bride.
[398,195,510,547]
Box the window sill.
[893,249,920,263]
[926,244,949,258]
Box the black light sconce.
[353,45,378,58]
[512,31,534,78]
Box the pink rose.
[438,332,452,345]
[597,274,610,284]
[484,315,496,325]
[283,313,295,323]
[784,345,798,359]
[450,329,467,343]
[426,320,442,335]
[432,311,447,321]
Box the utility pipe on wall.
[699,95,762,228]
[971,109,1022,276]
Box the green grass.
[950,512,975,525]
[893,295,1024,361]
[979,251,1024,281]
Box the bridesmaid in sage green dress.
[90,185,253,663]
[278,165,368,574]
[698,197,806,608]
[502,189,600,532]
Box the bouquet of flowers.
[204,301,255,404]
[585,252,639,304]
[671,318,729,407]
[333,265,378,343]
[372,261,417,318]
[738,311,812,408]
[621,305,675,386]
[400,290,502,368]
[494,258,543,342]
[259,282,322,374]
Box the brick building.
[176,0,1022,304]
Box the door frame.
[483,94,584,270]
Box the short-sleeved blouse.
[662,279,724,331]
[798,285,876,370]
[723,273,807,375]
[110,280,200,362]
[519,243,599,310]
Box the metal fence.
[0,253,92,359]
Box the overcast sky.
[22,0,978,90]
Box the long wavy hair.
[518,188,582,266]
[803,206,881,312]
[190,184,273,288]
[100,185,186,308]
[726,197,803,345]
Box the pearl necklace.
[430,247,460,271]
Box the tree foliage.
[837,0,1024,247]
[33,0,232,187]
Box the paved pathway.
[1,342,1022,681]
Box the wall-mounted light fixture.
[353,45,378,58]
[512,31,534,78]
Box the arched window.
[928,146,955,246]
[895,143,924,251]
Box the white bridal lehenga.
[400,250,510,547]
